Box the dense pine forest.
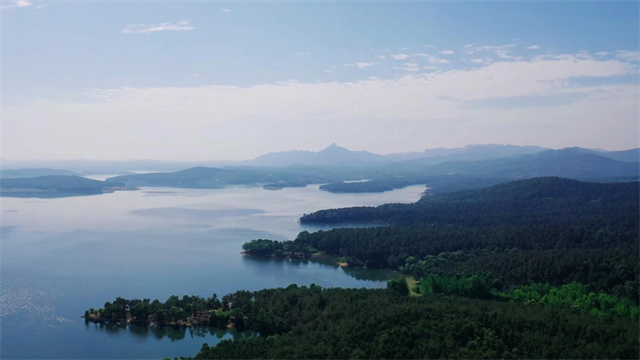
[86,177,639,358]
[248,178,639,302]
[88,284,638,359]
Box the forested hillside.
[293,178,640,301]
[193,286,637,359]
[88,286,638,359]
[301,177,638,226]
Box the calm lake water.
[0,184,425,359]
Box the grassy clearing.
[406,276,420,296]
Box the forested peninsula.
[85,177,639,358]
[0,175,133,198]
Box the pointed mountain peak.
[319,143,349,153]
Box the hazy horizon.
[1,142,637,164]
[3,1,638,161]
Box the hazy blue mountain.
[598,148,640,163]
[427,148,639,180]
[0,168,79,178]
[247,143,386,167]
[433,144,548,160]
[104,147,638,192]
[0,175,128,198]
[544,147,640,163]
[107,165,366,188]
[108,167,237,188]
[4,145,636,186]
[247,143,549,167]
[0,159,236,174]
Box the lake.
[0,184,425,359]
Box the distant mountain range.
[244,143,551,167]
[423,148,639,180]
[106,146,639,192]
[2,144,637,173]
[2,144,638,197]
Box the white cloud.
[221,9,232,13]
[415,53,450,64]
[391,53,450,64]
[394,63,421,72]
[527,45,541,50]
[4,54,638,160]
[189,73,200,78]
[391,54,409,60]
[323,69,336,73]
[0,0,32,10]
[616,50,640,62]
[439,50,455,55]
[295,52,311,56]
[595,52,609,56]
[378,55,386,60]
[121,20,194,34]
[470,58,493,65]
[466,44,521,60]
[356,62,375,69]
[344,63,375,69]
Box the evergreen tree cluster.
[190,286,638,359]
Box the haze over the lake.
[3,1,638,161]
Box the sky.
[2,0,639,161]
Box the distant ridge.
[3,144,638,175]
[425,147,640,180]
[247,143,384,167]
[0,168,79,178]
[246,143,552,167]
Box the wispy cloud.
[389,52,450,64]
[323,69,336,74]
[595,52,609,56]
[0,0,32,11]
[616,50,640,62]
[6,52,637,160]
[356,62,375,69]
[344,62,376,69]
[391,54,409,60]
[295,52,311,56]
[221,9,232,13]
[394,63,420,72]
[439,50,455,55]
[470,58,492,65]
[465,44,521,60]
[121,20,194,35]
[378,55,386,60]
[415,53,450,64]
[527,45,541,50]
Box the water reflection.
[85,322,255,343]
[242,255,401,282]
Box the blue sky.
[2,0,639,160]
